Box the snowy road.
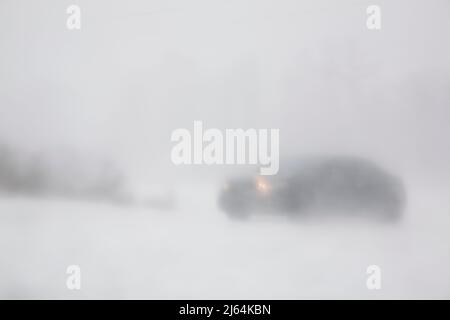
[1,182,450,299]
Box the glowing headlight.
[255,176,271,194]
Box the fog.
[0,0,450,299]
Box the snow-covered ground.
[1,181,449,299]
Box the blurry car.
[218,156,406,221]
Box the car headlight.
[255,176,271,194]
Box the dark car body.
[218,156,406,221]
